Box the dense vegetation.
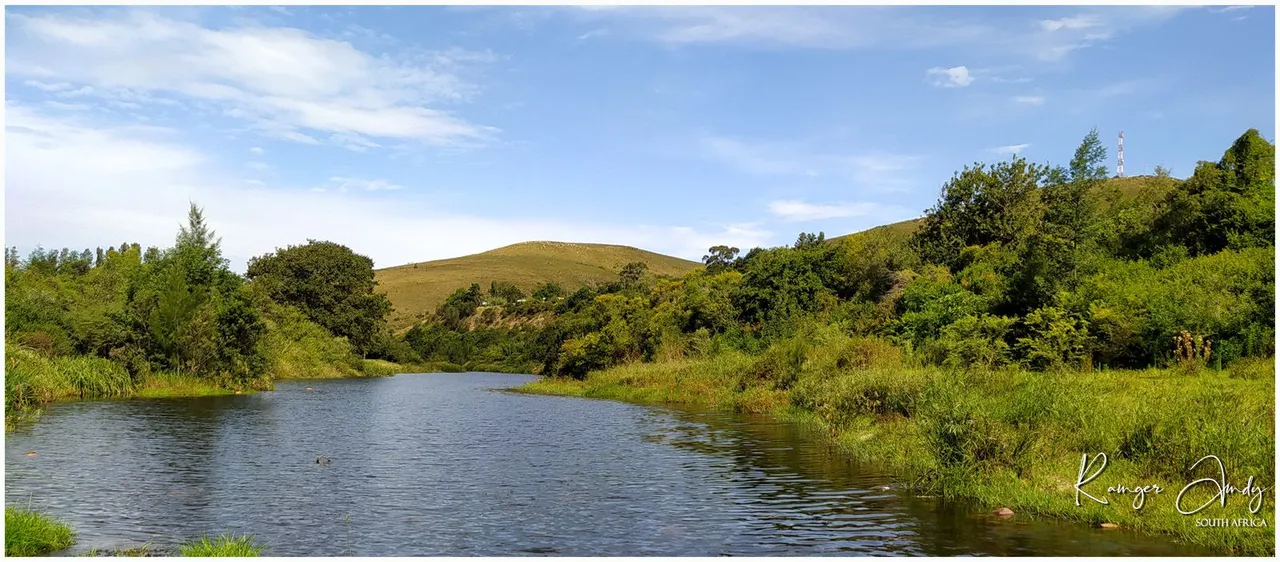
[407,129,1273,379]
[416,128,1274,554]
[4,206,420,427]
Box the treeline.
[405,128,1274,377]
[5,206,413,421]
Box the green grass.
[178,533,263,557]
[375,241,702,329]
[517,334,1274,556]
[5,506,76,556]
[131,372,253,399]
[3,343,272,430]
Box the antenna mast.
[1117,131,1125,178]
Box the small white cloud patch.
[1014,95,1045,106]
[768,200,895,222]
[926,65,973,88]
[329,177,403,192]
[991,144,1030,155]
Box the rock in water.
[1098,522,1120,529]
[993,507,1014,518]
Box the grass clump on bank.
[4,342,262,430]
[5,506,76,556]
[518,332,1275,556]
[178,533,263,557]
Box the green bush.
[5,506,76,556]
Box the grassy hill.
[376,241,702,329]
[379,176,1179,330]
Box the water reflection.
[5,373,1211,556]
[650,407,1215,556]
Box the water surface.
[5,373,1211,556]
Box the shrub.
[937,314,1015,369]
[1017,306,1091,371]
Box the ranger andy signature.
[1074,452,1266,515]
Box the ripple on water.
[6,373,1219,557]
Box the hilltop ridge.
[376,241,701,328]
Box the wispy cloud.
[768,200,908,222]
[568,6,989,50]
[7,10,499,151]
[1024,7,1188,61]
[249,146,265,155]
[1013,95,1045,106]
[926,65,973,88]
[328,176,403,192]
[5,104,770,267]
[564,6,1185,65]
[991,143,1030,155]
[698,134,921,193]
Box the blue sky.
[5,5,1275,270]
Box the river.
[4,372,1211,556]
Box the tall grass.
[178,533,263,556]
[4,343,252,430]
[519,331,1276,556]
[6,343,135,426]
[5,506,76,556]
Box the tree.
[702,245,740,273]
[1069,128,1109,182]
[910,158,1049,270]
[794,232,826,249]
[489,281,525,303]
[246,240,392,356]
[1031,129,1107,299]
[1154,165,1172,179]
[532,282,564,301]
[619,261,648,287]
[173,204,229,288]
[1151,129,1275,256]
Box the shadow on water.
[649,406,1217,556]
[6,373,1214,556]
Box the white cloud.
[249,146,265,155]
[328,177,403,192]
[926,65,973,88]
[698,134,920,193]
[1039,15,1103,32]
[768,200,906,222]
[24,80,74,92]
[7,10,498,150]
[43,101,91,111]
[568,6,990,50]
[248,161,270,170]
[991,143,1030,155]
[1014,95,1045,106]
[1025,7,1188,61]
[4,105,768,270]
[566,6,1181,65]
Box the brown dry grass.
[375,241,701,329]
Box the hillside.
[376,241,702,329]
[832,175,1180,247]
[379,176,1179,330]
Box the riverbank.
[516,339,1275,556]
[3,343,428,431]
[4,506,263,557]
